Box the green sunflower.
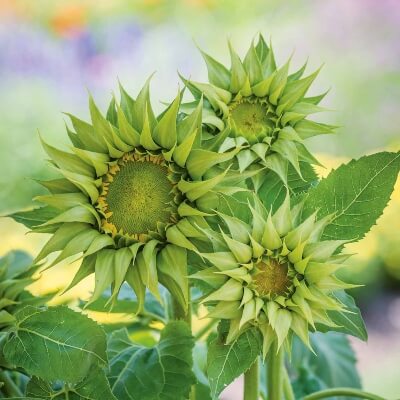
[181,35,336,184]
[191,195,355,357]
[32,79,241,312]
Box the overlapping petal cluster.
[182,35,335,184]
[33,80,240,312]
[192,195,354,356]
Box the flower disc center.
[229,100,273,143]
[104,156,174,236]
[252,258,291,297]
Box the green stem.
[283,367,295,400]
[267,342,284,400]
[303,388,385,400]
[171,285,195,400]
[0,370,23,397]
[244,358,259,400]
[194,319,217,341]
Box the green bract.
[192,195,355,357]
[32,79,240,312]
[0,251,41,330]
[181,35,335,184]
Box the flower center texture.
[229,99,273,143]
[252,258,292,297]
[100,154,175,237]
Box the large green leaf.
[107,321,195,400]
[4,306,107,383]
[6,206,60,230]
[207,322,262,400]
[317,291,367,341]
[258,162,318,212]
[302,152,400,241]
[290,332,361,399]
[26,365,116,400]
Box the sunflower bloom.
[32,79,240,312]
[182,35,336,184]
[192,195,354,356]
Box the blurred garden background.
[0,0,399,398]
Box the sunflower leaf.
[107,322,195,400]
[207,321,262,399]
[289,332,361,399]
[302,152,400,241]
[4,306,107,383]
[26,365,116,400]
[316,291,367,341]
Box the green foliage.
[7,206,59,230]
[258,162,318,211]
[26,366,116,400]
[207,322,262,399]
[107,321,195,400]
[291,332,361,399]
[4,306,107,384]
[303,152,400,241]
[317,291,368,341]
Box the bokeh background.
[0,0,399,398]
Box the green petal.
[35,222,90,262]
[48,229,99,268]
[207,301,241,319]
[139,105,160,150]
[40,136,94,177]
[66,113,107,153]
[139,240,161,301]
[274,309,292,349]
[279,67,322,112]
[186,147,240,180]
[89,249,115,304]
[304,240,348,262]
[132,75,156,132]
[158,245,188,312]
[85,234,115,256]
[202,278,243,303]
[63,254,96,294]
[59,169,99,204]
[200,252,239,271]
[39,205,98,227]
[228,41,247,93]
[125,264,145,315]
[239,299,256,328]
[166,225,197,251]
[243,42,263,85]
[190,267,228,288]
[153,90,180,149]
[261,213,282,250]
[72,147,109,177]
[111,247,133,301]
[269,57,291,105]
[220,231,252,264]
[272,194,292,236]
[116,104,141,147]
[216,211,251,244]
[199,48,231,90]
[35,193,88,210]
[177,166,229,202]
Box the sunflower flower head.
[192,195,354,357]
[32,78,241,313]
[182,35,336,184]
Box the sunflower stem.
[302,388,385,400]
[0,370,22,397]
[283,367,295,400]
[170,284,195,400]
[267,342,284,400]
[243,358,259,400]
